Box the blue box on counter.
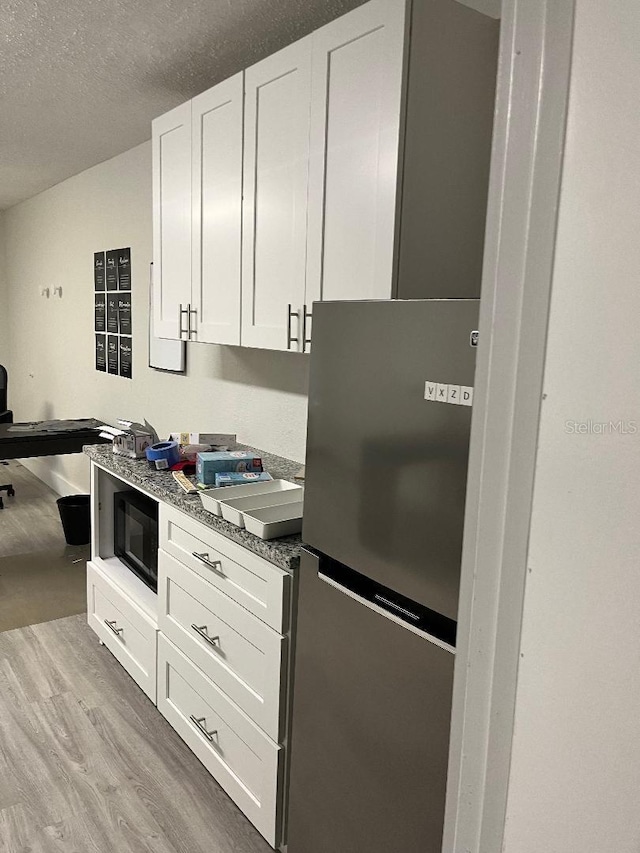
[196,451,263,485]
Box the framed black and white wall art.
[94,247,134,378]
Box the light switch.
[447,385,461,404]
[424,381,437,401]
[460,386,474,406]
[436,384,449,402]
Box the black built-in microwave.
[113,490,158,592]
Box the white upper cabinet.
[151,0,498,350]
[152,102,192,340]
[191,74,244,346]
[305,0,405,306]
[241,38,312,352]
[151,0,408,350]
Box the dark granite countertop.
[84,443,304,571]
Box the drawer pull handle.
[191,624,220,649]
[192,552,225,575]
[104,619,124,637]
[190,715,218,742]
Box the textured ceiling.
[0,0,363,210]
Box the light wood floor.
[0,614,272,853]
[0,460,68,558]
[0,461,88,631]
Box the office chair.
[0,365,15,509]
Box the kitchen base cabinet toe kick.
[86,458,295,850]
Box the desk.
[0,419,110,460]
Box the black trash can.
[57,494,91,546]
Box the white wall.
[3,142,310,495]
[502,1,640,851]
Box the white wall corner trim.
[442,1,575,851]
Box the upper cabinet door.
[152,102,192,340]
[241,38,312,352]
[305,0,406,305]
[191,74,244,346]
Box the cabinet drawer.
[87,562,157,701]
[158,635,282,848]
[159,504,290,632]
[159,550,287,740]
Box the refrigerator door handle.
[372,593,421,623]
[317,571,455,654]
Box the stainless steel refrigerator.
[286,299,479,853]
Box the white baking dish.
[199,479,300,517]
[242,502,304,540]
[220,487,304,528]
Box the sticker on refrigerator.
[424,381,473,406]
[424,381,437,402]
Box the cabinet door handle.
[188,306,197,340]
[302,304,312,352]
[104,619,124,637]
[189,715,218,742]
[287,304,299,350]
[191,624,220,649]
[178,303,189,339]
[191,552,225,576]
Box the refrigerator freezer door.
[303,299,479,622]
[286,548,455,853]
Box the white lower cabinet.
[88,463,291,850]
[159,504,290,633]
[87,560,158,702]
[158,634,283,847]
[156,521,290,847]
[158,549,288,741]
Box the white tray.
[199,479,299,517]
[220,487,304,528]
[242,502,304,540]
